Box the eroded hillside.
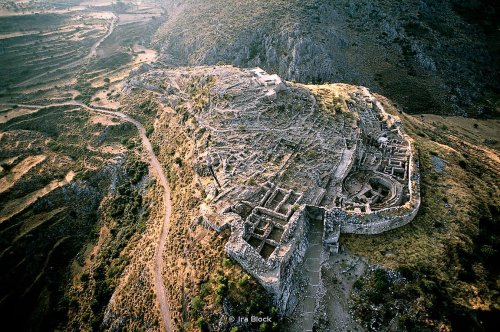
[0,104,156,329]
[0,1,169,330]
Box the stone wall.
[224,206,311,314]
[339,158,420,235]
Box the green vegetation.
[0,14,100,90]
[74,79,100,105]
[120,92,159,129]
[0,13,66,33]
[190,296,204,315]
[91,52,132,71]
[0,103,143,330]
[190,258,281,331]
[0,162,13,171]
[126,159,149,185]
[351,268,418,331]
[146,125,154,137]
[0,1,166,330]
[74,155,151,330]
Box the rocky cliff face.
[156,0,499,117]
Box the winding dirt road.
[3,3,173,329]
[4,102,174,332]
[83,105,174,332]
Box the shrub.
[200,282,211,297]
[215,283,228,296]
[373,269,389,292]
[1,163,12,171]
[196,316,208,330]
[353,279,363,290]
[238,274,250,287]
[174,157,183,166]
[80,272,90,283]
[191,296,203,315]
[47,141,60,151]
[222,257,232,267]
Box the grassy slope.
[121,80,280,331]
[0,105,145,330]
[307,83,499,330]
[121,75,499,331]
[331,91,499,330]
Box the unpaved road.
[83,105,174,332]
[90,14,117,58]
[3,102,174,332]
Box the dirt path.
[4,102,174,331]
[296,220,324,332]
[90,14,117,58]
[81,105,174,332]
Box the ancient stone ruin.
[211,69,421,316]
[128,66,420,324]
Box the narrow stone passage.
[299,218,324,332]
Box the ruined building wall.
[339,155,420,235]
[274,209,310,314]
[225,206,311,314]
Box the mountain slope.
[156,0,499,117]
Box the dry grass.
[134,78,276,330]
[341,92,499,328]
[419,114,500,150]
[0,154,46,193]
[301,83,351,115]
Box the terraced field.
[0,1,169,330]
[0,13,106,90]
[0,104,140,329]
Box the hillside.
[156,0,499,117]
[0,1,498,331]
[117,65,498,331]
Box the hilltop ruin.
[126,65,420,327]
